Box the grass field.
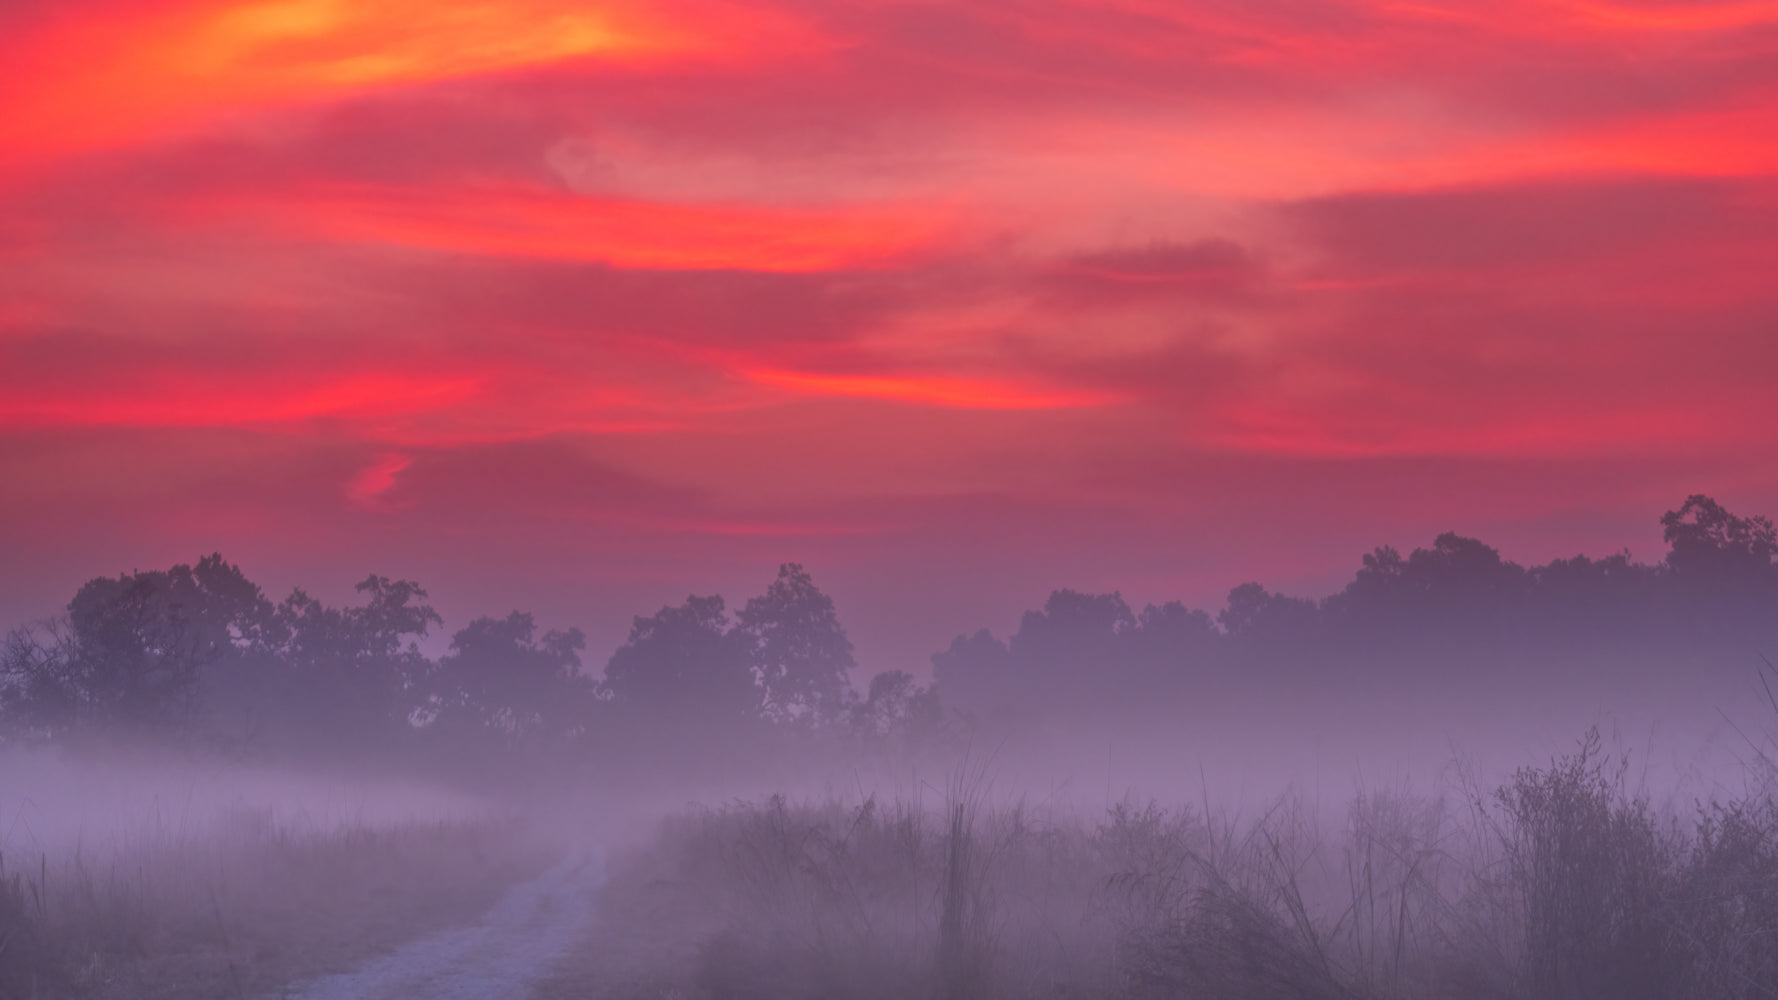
[0,751,558,1000]
[540,731,1778,1000]
[4,729,1775,1000]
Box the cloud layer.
[5,0,1776,668]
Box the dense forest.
[2,494,1773,769]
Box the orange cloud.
[1374,0,1778,38]
[1201,398,1751,460]
[1557,0,1778,33]
[746,367,1125,409]
[1,0,821,162]
[0,371,481,428]
[196,183,947,272]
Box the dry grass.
[542,735,1778,1000]
[0,810,557,1000]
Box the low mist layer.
[1,493,1775,997]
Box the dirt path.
[274,848,602,1000]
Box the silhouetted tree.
[9,497,1777,758]
[1409,532,1529,610]
[1661,494,1778,588]
[426,612,593,747]
[1341,544,1410,605]
[0,618,79,738]
[270,575,441,746]
[848,669,943,741]
[602,595,760,726]
[738,563,856,725]
[1121,600,1218,684]
[1525,551,1661,631]
[927,497,1778,728]
[1131,600,1218,647]
[1324,533,1528,627]
[1009,589,1135,699]
[931,628,1014,721]
[1,555,273,734]
[1218,582,1317,640]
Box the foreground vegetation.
[0,809,556,1000]
[544,731,1778,1000]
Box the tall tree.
[271,575,441,745]
[738,564,856,725]
[1218,582,1317,641]
[0,618,80,737]
[602,595,759,725]
[931,628,1013,721]
[1660,494,1778,588]
[427,612,592,746]
[1010,590,1134,671]
[1325,533,1528,625]
[849,669,943,741]
[3,554,273,733]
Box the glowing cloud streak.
[346,451,413,504]
[0,373,482,429]
[746,368,1125,410]
[2,0,819,161]
[241,185,948,271]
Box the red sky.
[4,0,1777,674]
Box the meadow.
[0,749,558,1000]
[541,729,1778,1000]
[5,517,1776,998]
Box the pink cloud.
[5,0,1778,670]
[346,451,412,506]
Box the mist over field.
[2,494,1776,998]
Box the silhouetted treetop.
[738,563,856,725]
[932,495,1778,720]
[267,575,441,740]
[1324,533,1528,624]
[428,612,592,745]
[849,668,943,740]
[276,576,443,666]
[31,555,273,730]
[1007,590,1135,684]
[931,628,1014,719]
[1124,601,1218,663]
[602,594,758,723]
[1661,494,1778,588]
[1218,582,1318,640]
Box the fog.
[2,494,1776,998]
[0,748,486,861]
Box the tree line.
[2,494,1774,759]
[0,561,939,763]
[938,494,1778,722]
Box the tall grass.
[566,732,1778,1000]
[0,810,554,1000]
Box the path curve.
[276,848,603,1000]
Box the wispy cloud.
[346,450,412,506]
[4,0,1777,649]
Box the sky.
[4,0,1777,676]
